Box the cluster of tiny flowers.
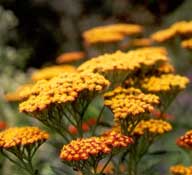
[19,72,110,113]
[4,83,33,102]
[151,20,192,42]
[133,119,172,136]
[176,130,192,150]
[181,38,192,50]
[104,87,159,120]
[60,133,133,161]
[31,65,76,81]
[83,23,143,45]
[56,51,85,64]
[170,165,192,175]
[141,74,189,93]
[0,127,49,149]
[78,47,168,76]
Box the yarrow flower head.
[141,74,189,93]
[176,130,192,150]
[170,164,192,175]
[4,83,33,102]
[132,119,172,136]
[0,127,49,149]
[83,23,143,45]
[181,38,192,50]
[104,87,159,120]
[19,72,110,114]
[31,65,76,81]
[78,47,169,86]
[56,51,85,64]
[60,133,133,171]
[151,21,192,43]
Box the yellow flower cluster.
[151,21,192,42]
[133,119,172,136]
[141,74,189,93]
[181,38,192,49]
[170,165,192,175]
[60,132,133,161]
[56,51,85,64]
[78,47,168,77]
[177,130,192,150]
[31,65,76,81]
[0,127,49,149]
[83,23,143,45]
[19,72,110,113]
[104,87,159,120]
[4,83,33,102]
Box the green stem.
[92,106,105,136]
[99,154,113,174]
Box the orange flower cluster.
[128,38,153,47]
[19,72,110,113]
[141,74,189,93]
[151,21,192,42]
[104,87,159,120]
[78,47,169,83]
[170,165,192,175]
[4,83,33,102]
[133,119,172,136]
[56,51,85,64]
[176,130,192,150]
[0,127,49,149]
[83,23,143,45]
[31,65,76,81]
[181,38,192,49]
[60,132,133,161]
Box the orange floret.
[0,127,49,149]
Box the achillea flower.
[56,51,85,64]
[151,21,192,43]
[31,65,76,81]
[0,127,49,149]
[141,74,189,93]
[60,133,133,162]
[83,23,143,45]
[133,119,172,136]
[104,87,159,120]
[4,83,33,102]
[150,28,176,42]
[78,47,168,85]
[181,38,192,49]
[177,130,192,150]
[170,164,192,175]
[19,72,109,114]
